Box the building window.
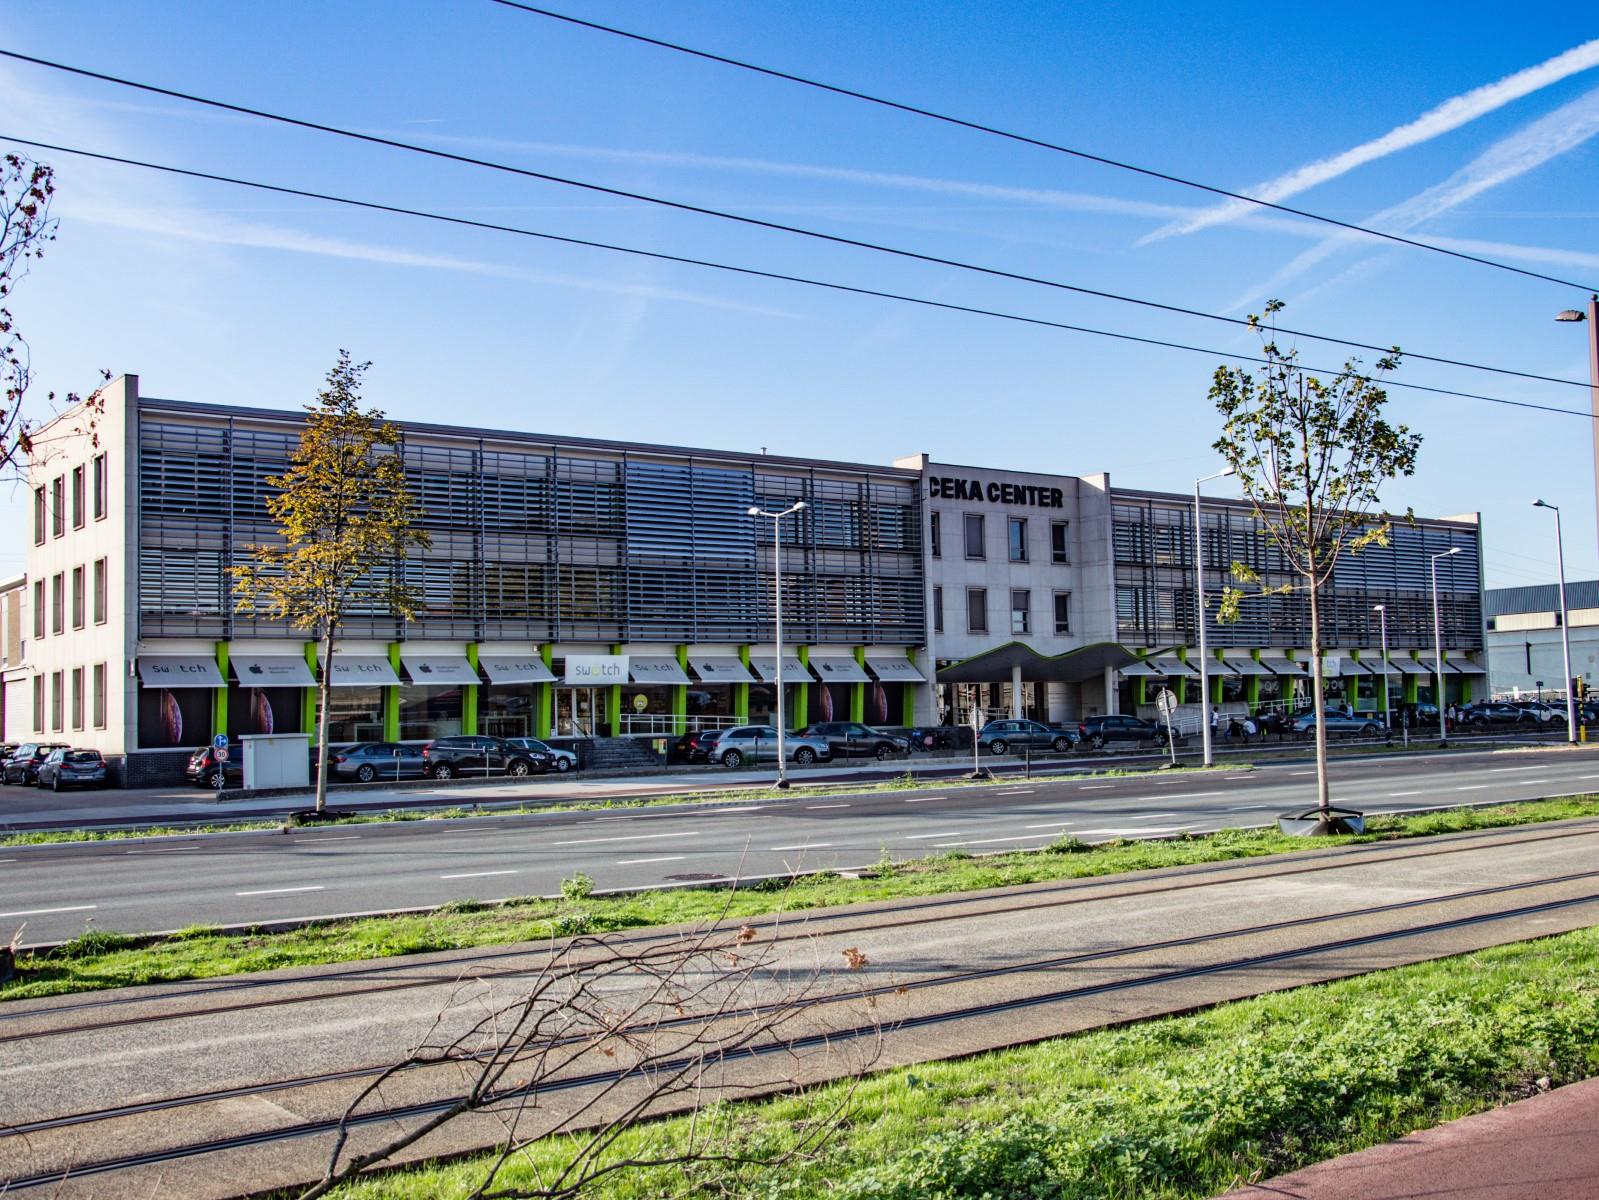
[51,475,65,538]
[51,572,64,635]
[71,565,85,629]
[964,513,985,560]
[33,579,45,639]
[93,453,108,520]
[93,558,108,624]
[34,486,46,545]
[72,465,85,529]
[70,667,84,730]
[33,674,44,733]
[930,511,941,558]
[966,587,988,633]
[1051,520,1070,565]
[51,670,64,731]
[1008,517,1028,563]
[933,585,944,634]
[1054,591,1072,635]
[1011,588,1031,635]
[93,662,107,729]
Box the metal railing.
[617,713,739,736]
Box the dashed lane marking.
[550,831,702,847]
[1456,785,1491,791]
[1388,791,1424,797]
[1078,784,1113,790]
[1128,813,1180,820]
[903,831,966,840]
[0,904,96,917]
[807,803,851,810]
[615,856,687,865]
[770,843,833,851]
[439,870,518,880]
[235,886,324,896]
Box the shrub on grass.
[52,929,138,959]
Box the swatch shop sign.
[564,655,629,685]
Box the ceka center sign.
[564,655,629,685]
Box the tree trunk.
[1307,562,1331,816]
[315,626,335,813]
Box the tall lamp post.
[1555,297,1599,559]
[1431,547,1462,746]
[1372,604,1390,733]
[749,500,808,788]
[1533,499,1578,744]
[1194,465,1236,766]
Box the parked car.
[328,742,426,783]
[3,742,72,785]
[700,725,832,768]
[1292,711,1383,738]
[977,719,1077,755]
[1508,700,1562,725]
[506,737,578,773]
[185,746,243,789]
[1459,702,1535,729]
[35,748,109,791]
[903,726,957,752]
[420,735,550,779]
[1076,715,1168,750]
[799,722,909,760]
[669,730,723,764]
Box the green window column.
[794,646,810,729]
[903,648,918,726]
[212,642,229,741]
[463,643,479,736]
[1211,651,1225,705]
[384,644,401,742]
[850,647,867,723]
[1404,665,1420,707]
[302,641,318,739]
[607,644,624,736]
[672,646,688,736]
[536,644,553,739]
[735,646,752,724]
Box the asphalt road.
[4,745,1598,945]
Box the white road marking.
[1128,813,1180,820]
[807,803,851,810]
[902,797,933,803]
[439,870,518,880]
[1518,779,1551,785]
[235,886,324,896]
[1388,790,1424,797]
[615,856,687,865]
[770,843,832,851]
[1578,775,1599,781]
[550,831,702,847]
[1078,784,1113,790]
[1456,785,1491,791]
[1022,822,1136,833]
[1224,775,1253,780]
[717,806,765,813]
[934,834,1053,847]
[0,904,96,917]
[903,831,966,840]
[995,788,1034,795]
[125,846,200,854]
[0,858,15,864]
[1152,791,1224,801]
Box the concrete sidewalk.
[1221,1075,1599,1199]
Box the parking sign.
[212,734,229,750]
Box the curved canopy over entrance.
[936,641,1143,684]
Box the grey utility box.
[241,733,311,790]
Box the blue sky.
[3,1,1597,588]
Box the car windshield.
[65,751,100,764]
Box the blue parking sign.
[212,734,229,750]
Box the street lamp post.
[1533,500,1578,743]
[1555,297,1599,560]
[1430,547,1462,746]
[749,500,808,787]
[1195,465,1236,767]
[1372,604,1390,734]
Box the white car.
[507,737,578,772]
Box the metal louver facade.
[134,401,924,646]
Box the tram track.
[9,817,1599,1045]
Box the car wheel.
[875,743,895,761]
[1154,731,1169,747]
[432,762,454,780]
[356,764,376,783]
[1052,736,1071,753]
[508,758,532,778]
[208,769,225,789]
[794,747,816,766]
[1090,734,1106,750]
[988,739,1008,756]
[51,774,60,792]
[1361,723,1378,736]
[554,757,572,773]
[721,749,744,768]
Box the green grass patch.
[316,924,1599,1199]
[6,794,1599,1004]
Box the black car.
[186,746,243,789]
[329,742,426,783]
[1076,714,1170,750]
[1459,702,1535,728]
[670,730,724,764]
[36,748,109,791]
[799,722,910,760]
[3,742,71,785]
[977,719,1077,755]
[420,735,550,780]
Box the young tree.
[1211,301,1421,823]
[232,353,430,812]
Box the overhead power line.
[488,0,1599,294]
[5,132,1592,424]
[0,48,1589,395]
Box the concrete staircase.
[580,737,667,771]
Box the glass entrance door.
[555,687,598,736]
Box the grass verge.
[6,794,1599,1003]
[316,923,1599,1199]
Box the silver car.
[703,725,832,768]
[507,737,579,773]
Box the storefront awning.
[808,656,871,683]
[1222,656,1275,676]
[1389,658,1434,675]
[1337,658,1377,676]
[1153,655,1198,678]
[137,655,225,688]
[320,654,401,687]
[939,642,1142,684]
[478,654,556,684]
[748,653,811,683]
[399,652,479,686]
[866,654,926,683]
[630,656,691,685]
[690,655,755,684]
[229,652,315,688]
[1119,659,1164,677]
[1450,660,1487,675]
[1257,657,1304,676]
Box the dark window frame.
[963,513,985,560]
[93,453,108,521]
[1010,588,1031,635]
[1008,516,1028,563]
[1051,520,1070,565]
[1054,590,1071,635]
[932,585,944,634]
[71,465,85,529]
[966,586,988,633]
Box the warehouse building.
[1485,580,1599,698]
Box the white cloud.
[1141,38,1599,244]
